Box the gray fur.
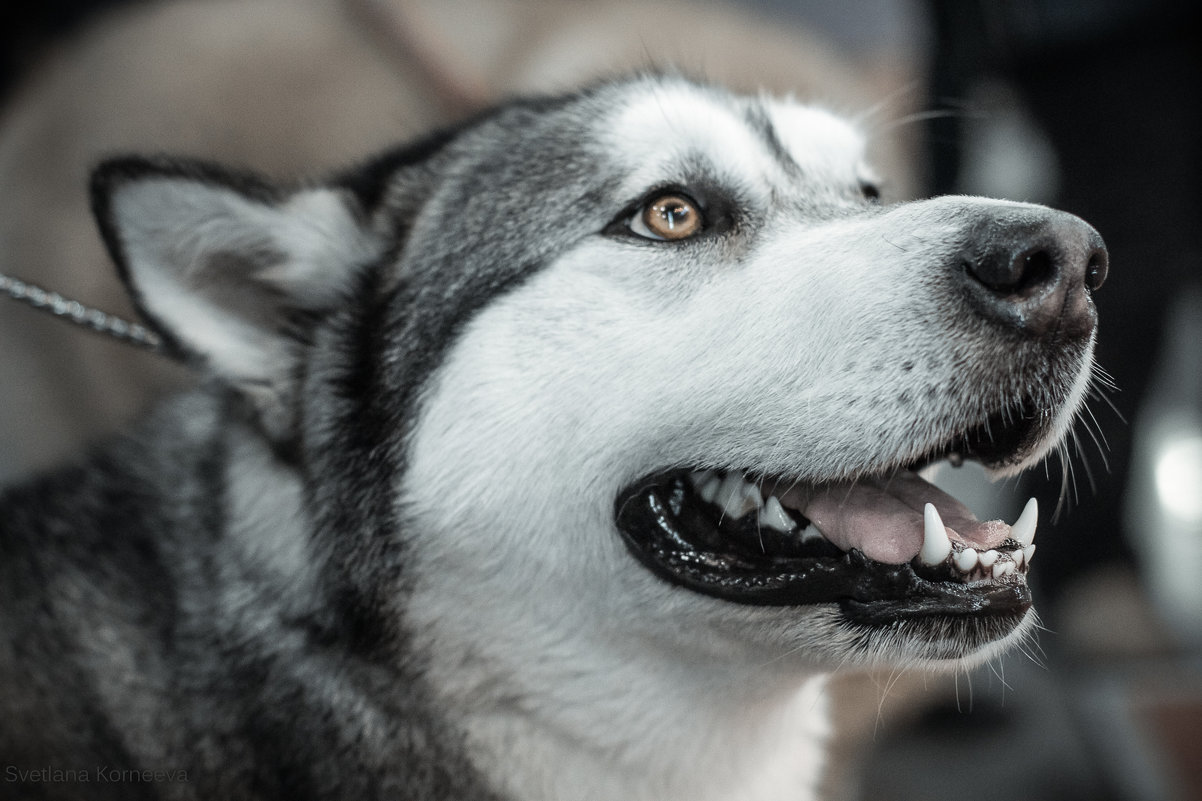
[0,81,636,801]
[0,76,1103,800]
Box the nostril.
[965,246,1056,298]
[1015,249,1054,297]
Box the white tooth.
[724,494,757,520]
[953,548,978,573]
[1012,497,1038,547]
[713,473,744,511]
[744,481,765,510]
[1023,544,1036,565]
[698,475,721,504]
[690,469,715,488]
[758,496,795,532]
[799,523,825,544]
[717,472,760,519]
[1010,549,1025,568]
[992,560,1010,579]
[920,503,952,566]
[977,549,999,569]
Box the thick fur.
[0,76,1098,800]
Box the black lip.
[614,473,1032,626]
[912,396,1047,471]
[961,398,1047,468]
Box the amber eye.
[630,194,703,241]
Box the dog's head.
[92,77,1104,683]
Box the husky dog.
[0,75,1106,800]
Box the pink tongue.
[782,471,1012,565]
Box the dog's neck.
[431,635,832,801]
[401,495,833,801]
[220,443,831,799]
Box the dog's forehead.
[597,80,869,195]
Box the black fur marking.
[305,267,405,656]
[744,104,804,180]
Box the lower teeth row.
[948,541,1034,579]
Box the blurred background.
[0,1,1198,798]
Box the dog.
[0,75,1106,800]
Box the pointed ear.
[91,156,384,438]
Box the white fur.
[767,100,874,181]
[399,85,1082,800]
[606,81,868,206]
[607,83,784,199]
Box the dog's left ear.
[91,156,384,440]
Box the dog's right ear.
[91,157,384,438]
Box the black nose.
[961,208,1107,339]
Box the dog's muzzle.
[614,204,1107,640]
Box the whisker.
[987,658,1013,698]
[755,475,766,553]
[854,80,925,126]
[1053,441,1071,522]
[1091,363,1120,392]
[872,108,970,134]
[1064,440,1081,511]
[1077,403,1112,473]
[1089,365,1127,423]
[1069,428,1098,495]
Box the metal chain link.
[0,272,162,352]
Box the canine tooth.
[1010,549,1025,568]
[758,496,795,532]
[1023,544,1036,564]
[920,504,952,566]
[977,549,999,569]
[799,523,824,544]
[953,548,978,573]
[1012,497,1038,547]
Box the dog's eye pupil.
[642,195,701,240]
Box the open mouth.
[615,403,1047,628]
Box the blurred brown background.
[1,2,1199,799]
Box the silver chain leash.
[0,272,162,352]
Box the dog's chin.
[845,605,1037,667]
[615,401,1058,656]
